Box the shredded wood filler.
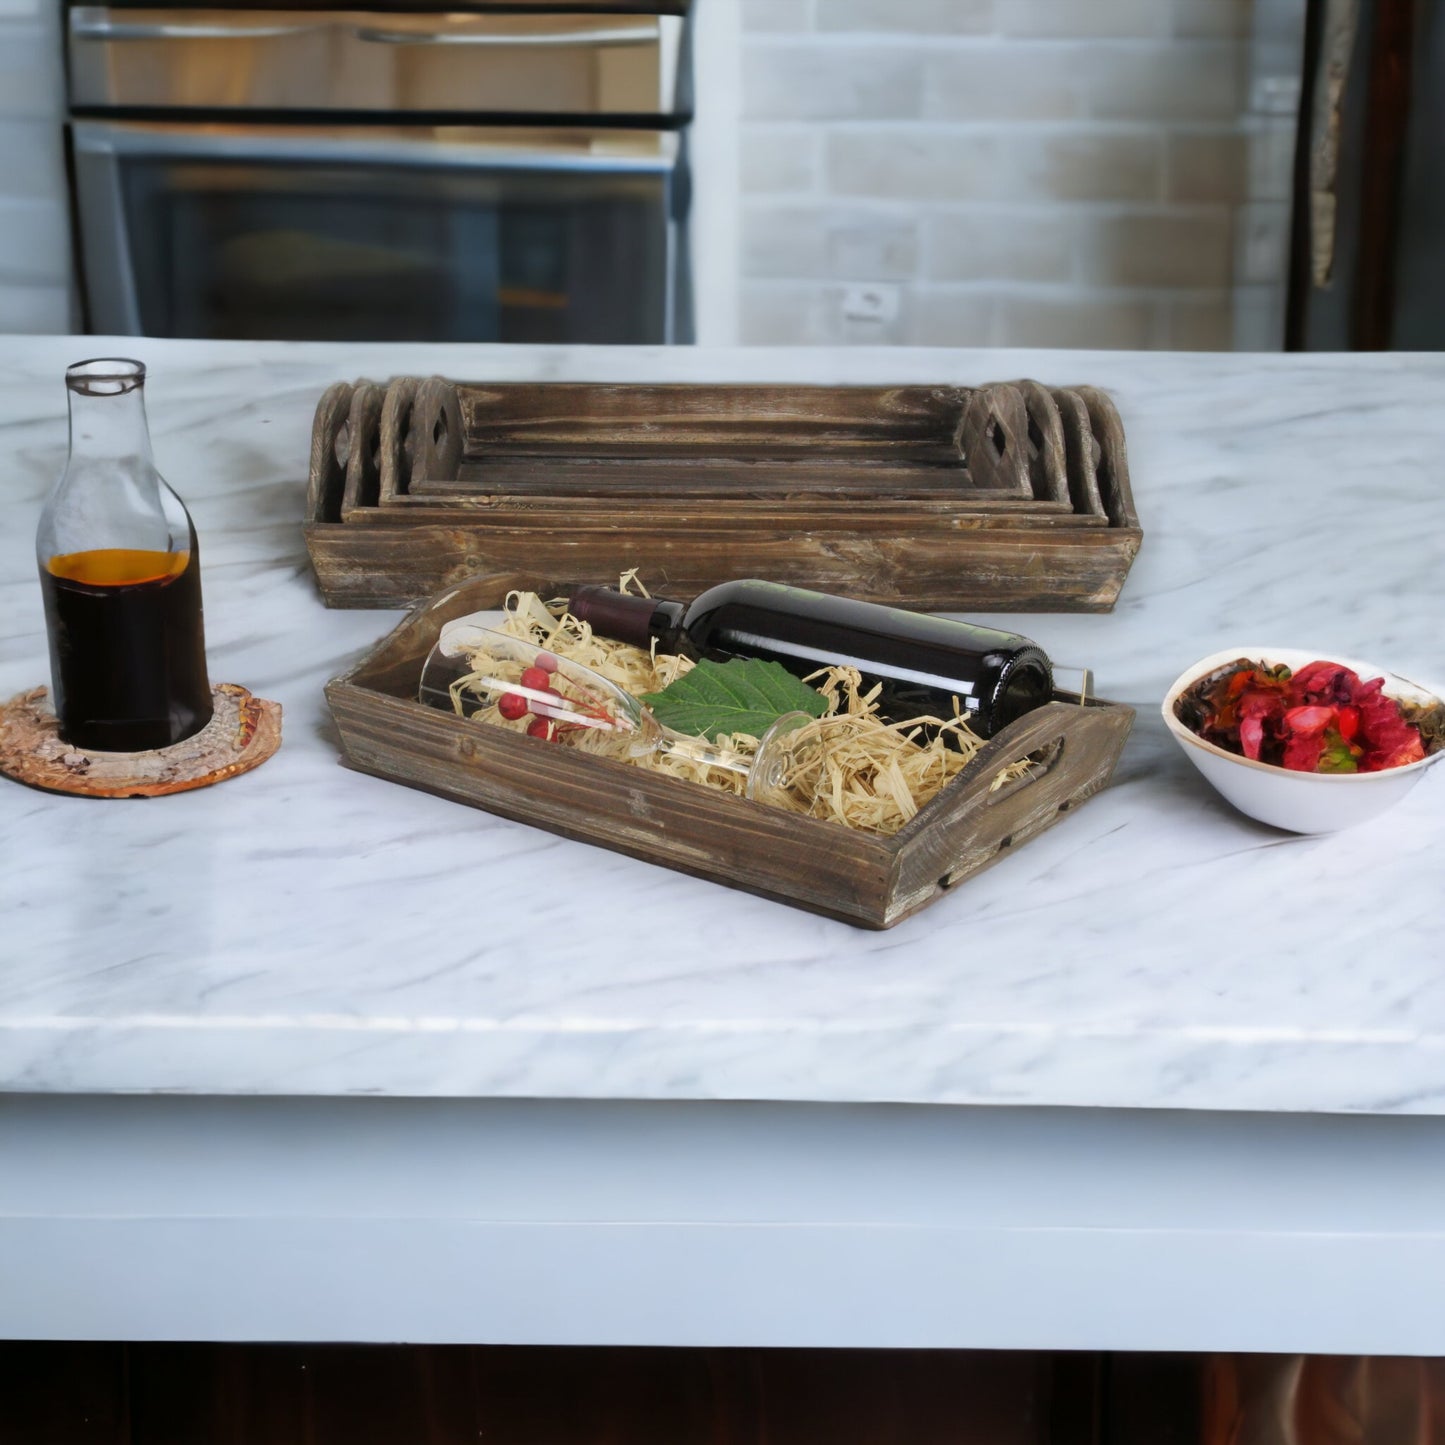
[453,582,1039,836]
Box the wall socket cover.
[841,284,900,323]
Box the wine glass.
[418,620,819,807]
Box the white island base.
[1,339,1443,1353]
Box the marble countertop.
[2,337,1442,1112]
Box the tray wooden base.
[0,684,282,798]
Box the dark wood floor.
[0,1345,1117,1445]
[0,1345,1439,1445]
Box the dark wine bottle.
[568,579,1053,739]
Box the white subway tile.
[744,204,919,281]
[1166,131,1248,203]
[828,213,918,280]
[741,128,822,194]
[904,289,995,346]
[740,280,913,345]
[739,282,816,343]
[1172,0,1251,38]
[1248,121,1296,201]
[1168,294,1235,349]
[1233,283,1286,350]
[1089,43,1245,121]
[828,131,997,201]
[924,45,1089,119]
[1082,211,1234,288]
[1234,200,1290,286]
[817,0,994,34]
[1002,131,1161,202]
[998,0,1164,38]
[1248,62,1302,116]
[743,206,828,278]
[994,292,1156,348]
[744,43,925,120]
[1250,0,1308,47]
[924,212,1070,282]
[741,0,813,34]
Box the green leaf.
[640,658,827,741]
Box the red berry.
[497,692,529,721]
[527,717,558,741]
[519,666,551,692]
[535,651,559,673]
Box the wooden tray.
[325,575,1136,929]
[305,377,1142,613]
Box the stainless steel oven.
[67,6,692,343]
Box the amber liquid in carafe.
[40,542,212,752]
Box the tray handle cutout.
[986,734,1066,806]
[411,376,465,491]
[937,732,1070,890]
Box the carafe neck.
[65,358,156,468]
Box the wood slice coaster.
[0,684,282,798]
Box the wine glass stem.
[654,734,751,778]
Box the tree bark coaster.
[0,684,282,798]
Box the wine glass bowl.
[420,620,645,750]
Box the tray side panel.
[326,682,900,928]
[305,522,1141,612]
[388,490,1089,518]
[454,383,973,458]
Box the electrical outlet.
[840,284,900,324]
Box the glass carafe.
[36,359,212,752]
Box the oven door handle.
[72,21,322,39]
[354,22,660,48]
[69,13,330,41]
[70,120,678,175]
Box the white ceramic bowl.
[1162,646,1445,833]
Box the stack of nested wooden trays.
[304,377,1141,612]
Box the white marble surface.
[2,337,1443,1112]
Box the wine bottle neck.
[568,585,685,650]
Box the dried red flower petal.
[1236,689,1283,760]
[1283,704,1334,735]
[1289,661,1355,706]
[1355,689,1426,771]
[1281,730,1326,771]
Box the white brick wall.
[739,0,1302,351]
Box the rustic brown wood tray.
[305,377,1142,613]
[326,574,1136,929]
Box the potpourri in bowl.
[1161,646,1445,833]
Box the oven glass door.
[73,123,680,343]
